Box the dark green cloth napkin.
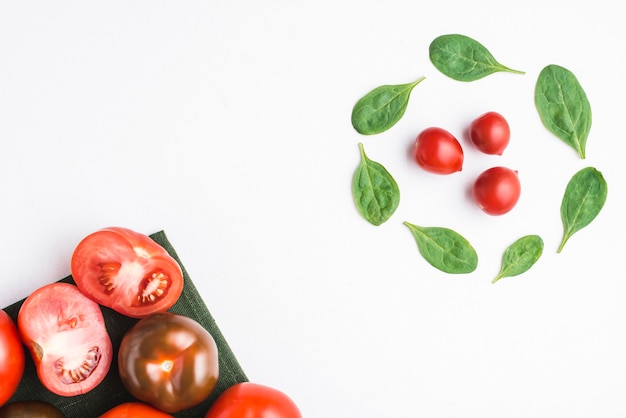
[3,230,248,417]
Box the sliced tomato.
[17,282,112,397]
[0,309,25,406]
[98,402,173,418]
[71,227,184,318]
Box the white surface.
[1,1,624,417]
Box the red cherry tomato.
[0,400,64,418]
[98,402,173,418]
[0,310,25,407]
[71,227,184,318]
[469,111,510,155]
[17,282,112,397]
[472,166,521,215]
[205,382,302,418]
[413,127,464,174]
[118,312,219,414]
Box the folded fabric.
[3,230,248,417]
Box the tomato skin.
[71,227,184,318]
[118,312,219,413]
[98,402,173,418]
[413,127,464,174]
[0,400,65,418]
[472,166,521,215]
[469,111,510,155]
[17,282,112,397]
[204,382,302,418]
[0,310,25,407]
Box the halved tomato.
[71,227,183,318]
[98,402,173,418]
[17,282,112,397]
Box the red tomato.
[118,312,219,413]
[469,111,511,155]
[71,227,183,318]
[0,400,64,418]
[0,310,24,406]
[17,282,112,397]
[472,166,521,215]
[99,402,173,418]
[205,382,302,418]
[413,127,464,174]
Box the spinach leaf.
[351,77,425,135]
[352,143,400,226]
[558,167,607,253]
[429,34,524,81]
[403,222,478,274]
[535,64,592,159]
[492,235,544,283]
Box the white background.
[1,1,625,417]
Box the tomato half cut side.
[17,282,112,397]
[0,309,25,407]
[98,402,173,418]
[71,227,184,318]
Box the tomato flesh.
[469,111,510,155]
[205,382,302,418]
[17,282,112,397]
[0,310,25,407]
[472,166,521,215]
[71,227,184,318]
[413,127,464,174]
[118,312,219,413]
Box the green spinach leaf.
[403,222,478,274]
[351,77,425,135]
[535,64,592,159]
[492,235,544,283]
[352,143,400,226]
[429,34,524,81]
[558,167,607,252]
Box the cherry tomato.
[71,227,184,318]
[118,312,219,413]
[0,400,64,418]
[98,402,173,418]
[0,310,25,406]
[205,382,302,418]
[17,282,112,397]
[472,166,521,215]
[204,382,302,418]
[469,111,511,155]
[413,127,464,174]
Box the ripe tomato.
[472,166,521,215]
[99,402,173,418]
[469,111,510,155]
[205,382,302,418]
[0,310,25,407]
[71,227,184,318]
[0,400,64,418]
[118,312,219,413]
[413,127,464,174]
[17,282,112,397]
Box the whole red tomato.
[71,227,184,318]
[413,127,464,174]
[0,310,25,407]
[17,282,112,397]
[118,312,219,413]
[205,382,302,418]
[0,400,64,418]
[469,111,510,155]
[472,166,521,215]
[99,402,173,418]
